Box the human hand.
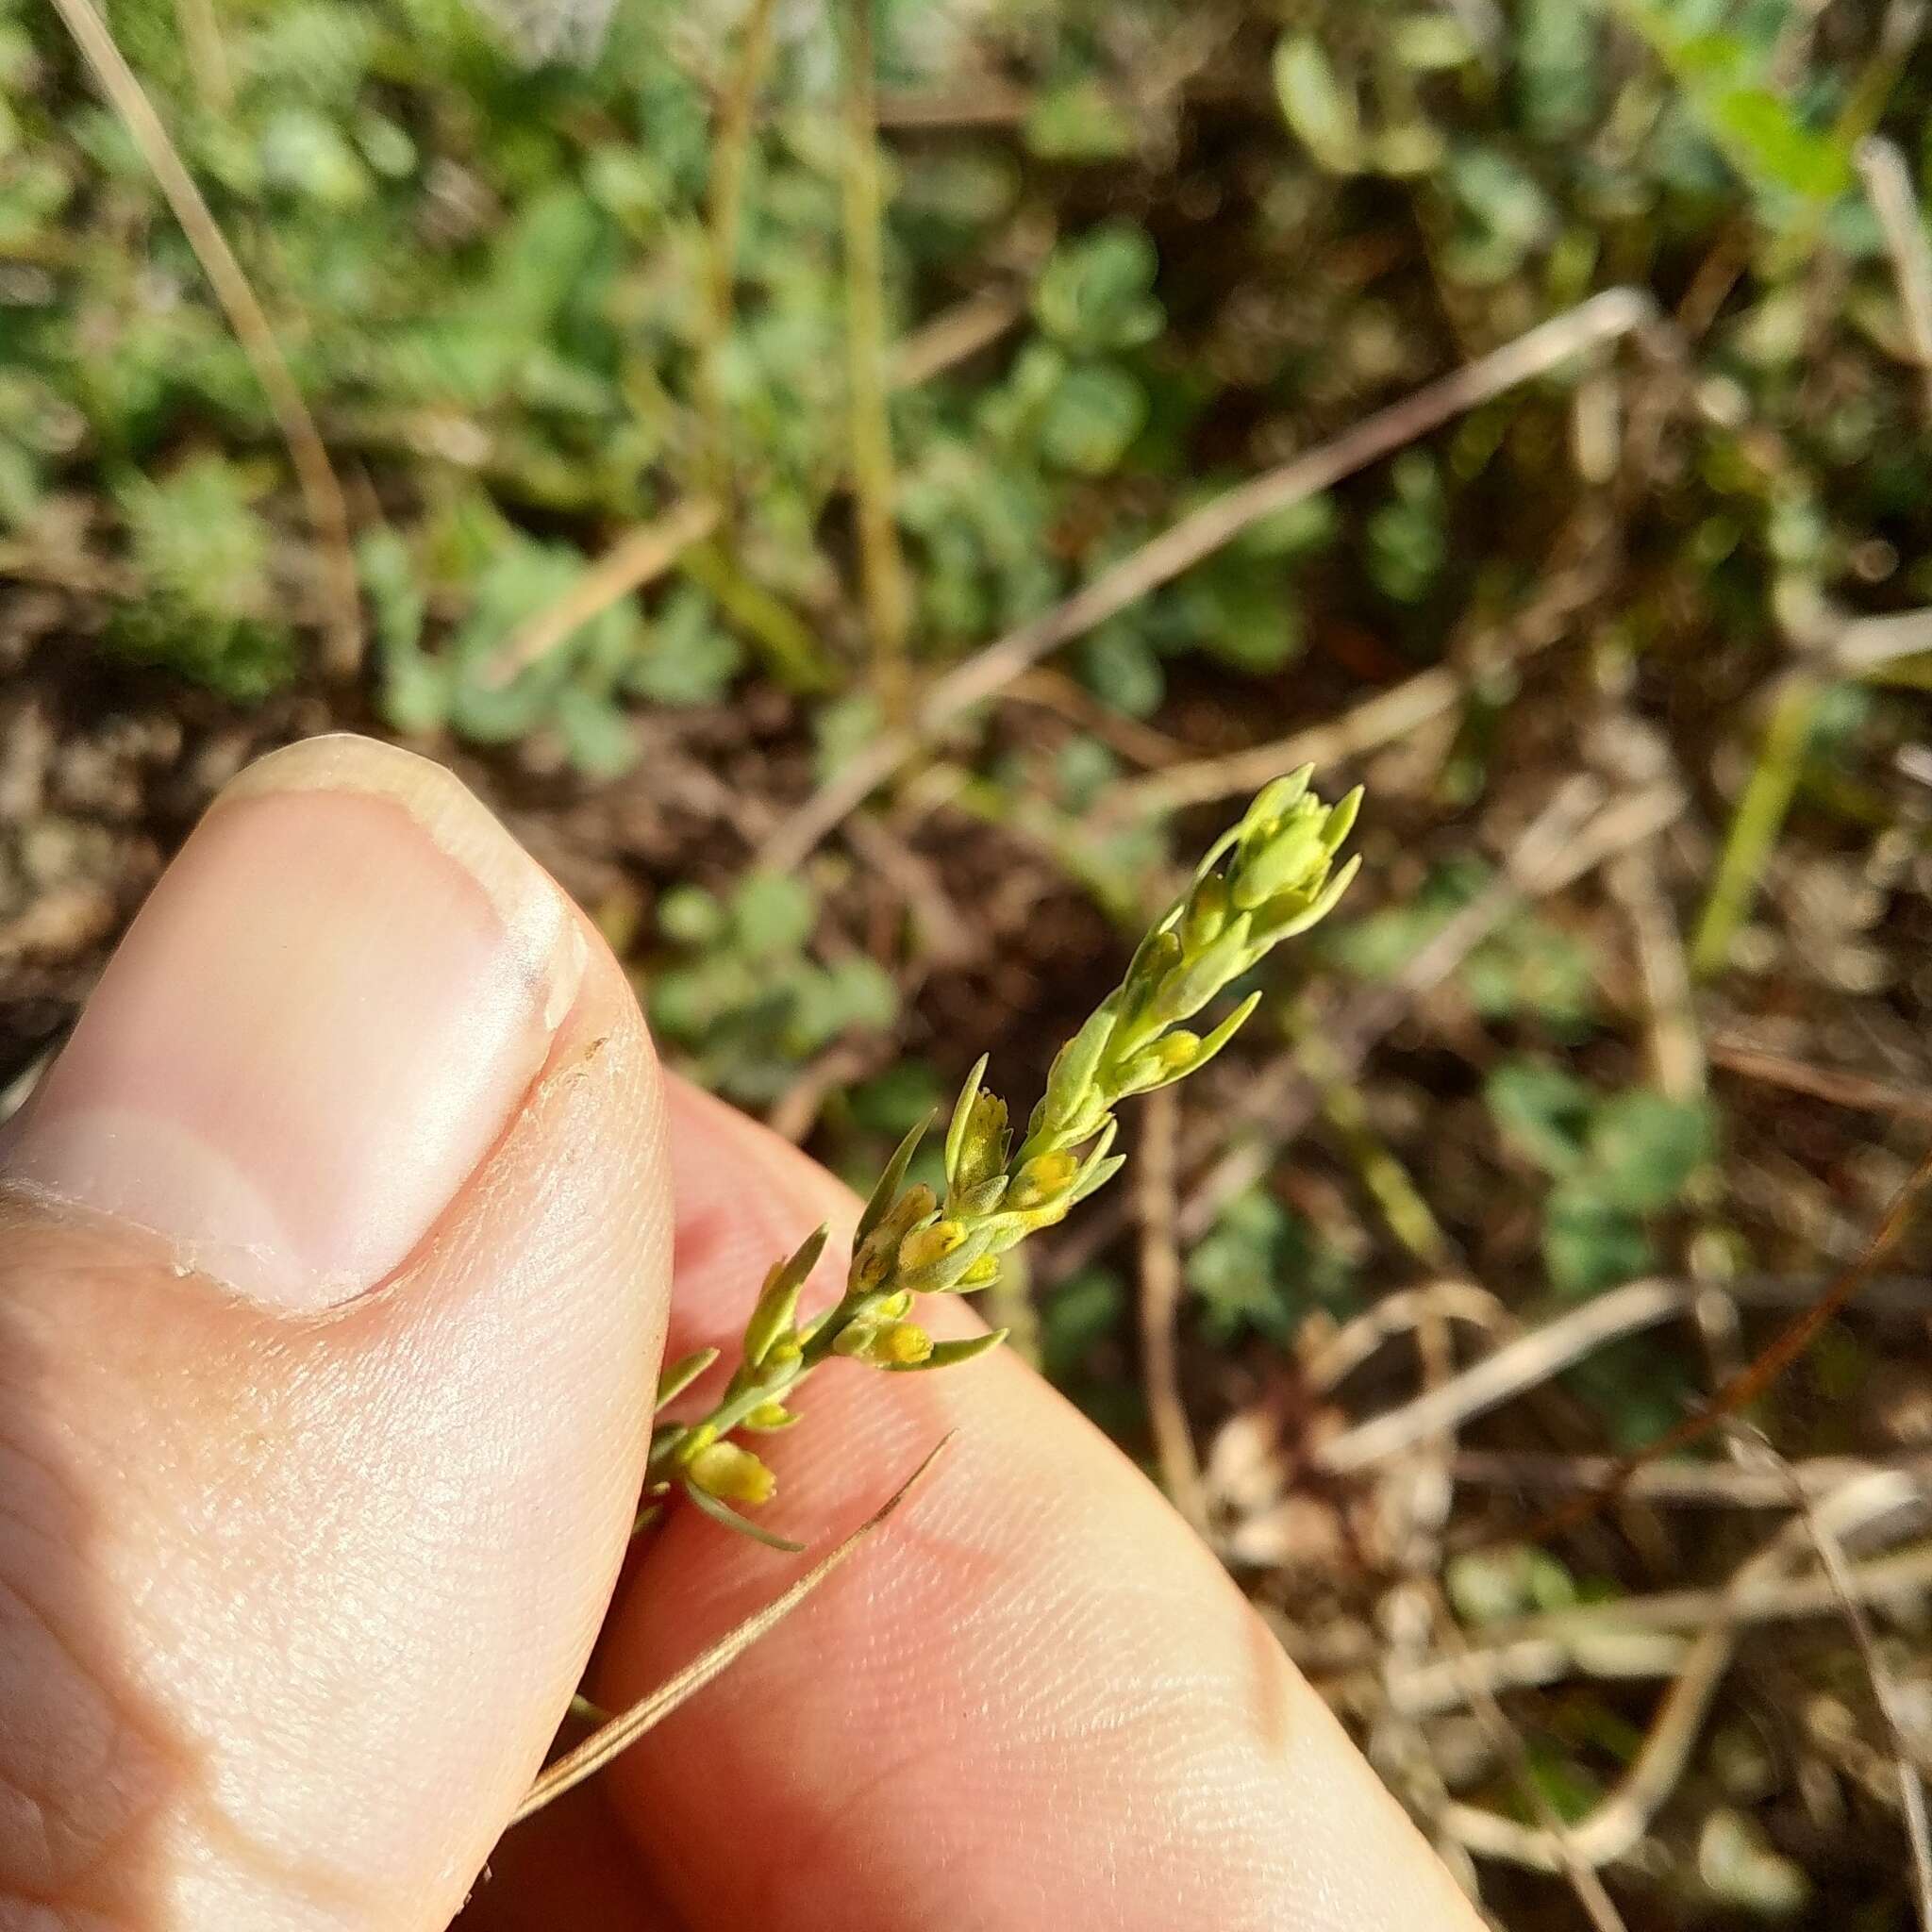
[0,735,1480,1930]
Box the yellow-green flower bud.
[1037,1001,1119,1137]
[958,1254,1001,1290]
[1242,764,1312,833]
[687,1440,776,1507]
[832,1322,880,1359]
[1150,913,1254,1025]
[832,1320,933,1367]
[743,1400,800,1432]
[877,1323,933,1366]
[1180,873,1230,954]
[948,1173,1009,1218]
[1115,1031,1201,1096]
[852,1230,895,1293]
[950,1090,1010,1193]
[896,1218,965,1274]
[1008,1149,1079,1210]
[1238,814,1325,907]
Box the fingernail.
[0,735,584,1312]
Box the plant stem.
[676,538,840,693]
[1690,673,1822,978]
[700,0,781,526]
[49,0,364,676]
[838,0,912,722]
[170,0,232,111]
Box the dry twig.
[48,0,363,676]
[762,288,1657,869]
[1783,1452,1932,1929]
[1857,135,1932,422]
[1709,1035,1932,1123]
[1316,1269,1932,1476]
[482,499,720,689]
[1421,1579,1633,1931]
[1437,1471,1927,1874]
[1449,1447,1919,1508]
[512,1435,952,1824]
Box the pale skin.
[0,736,1483,1930]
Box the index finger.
[592,1077,1481,1932]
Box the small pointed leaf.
[886,1328,1010,1371]
[682,1477,807,1553]
[655,1347,720,1411]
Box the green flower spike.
[642,769,1363,1546]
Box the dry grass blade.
[1781,1453,1932,1929]
[1710,1035,1932,1122]
[1121,667,1471,817]
[761,287,1656,869]
[1450,1447,1917,1508]
[891,290,1024,390]
[1306,1279,1516,1394]
[1495,1140,1932,1551]
[1118,511,1617,815]
[510,1433,954,1825]
[1321,1216,1932,1483]
[1424,1582,1632,1931]
[47,0,363,677]
[1857,136,1932,422]
[1440,1470,1925,1874]
[481,498,720,689]
[1453,1540,1932,1645]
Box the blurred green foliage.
[1487,1057,1714,1297]
[1327,858,1599,1032]
[642,869,898,1104]
[8,0,1923,742]
[1185,1185,1359,1342]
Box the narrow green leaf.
[1067,1152,1126,1208]
[1137,991,1260,1092]
[655,1347,720,1411]
[886,1329,1009,1371]
[681,1477,807,1553]
[858,1114,934,1246]
[744,1225,826,1366]
[943,1057,989,1186]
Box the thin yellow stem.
[1690,673,1823,978]
[700,0,781,523]
[170,0,232,111]
[838,0,911,720]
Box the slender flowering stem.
[646,769,1364,1546]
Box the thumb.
[0,736,670,1930]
